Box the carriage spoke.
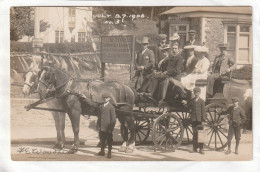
[159,136,166,146]
[208,130,214,147]
[174,130,181,140]
[169,135,178,144]
[186,128,190,141]
[138,130,147,136]
[187,126,193,135]
[216,130,224,146]
[155,134,165,141]
[158,124,166,131]
[208,111,214,122]
[137,132,142,142]
[218,129,227,138]
[215,131,217,148]
[176,112,182,119]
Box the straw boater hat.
[169,33,180,41]
[194,46,209,53]
[159,34,167,40]
[141,37,149,44]
[161,44,171,51]
[184,45,197,50]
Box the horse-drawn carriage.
[122,77,230,152]
[23,55,231,153]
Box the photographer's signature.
[17,147,68,154]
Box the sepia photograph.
[9,5,253,162]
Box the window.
[68,7,76,29]
[78,32,86,42]
[169,24,189,48]
[55,31,64,43]
[225,24,252,64]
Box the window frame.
[224,23,252,64]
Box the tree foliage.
[10,7,50,41]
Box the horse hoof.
[68,149,78,154]
[118,147,127,152]
[125,148,134,153]
[53,143,65,150]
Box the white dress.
[181,57,210,91]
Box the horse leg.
[51,112,63,149]
[125,115,136,153]
[118,115,128,152]
[65,97,81,154]
[59,112,66,149]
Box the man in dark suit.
[183,30,200,61]
[207,44,236,97]
[218,97,246,155]
[135,36,155,91]
[183,87,206,154]
[96,93,116,159]
[157,43,185,105]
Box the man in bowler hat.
[183,87,206,154]
[96,93,116,158]
[218,97,246,155]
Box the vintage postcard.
[9,5,254,162]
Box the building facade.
[20,7,93,44]
[160,7,252,65]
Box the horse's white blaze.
[23,72,33,95]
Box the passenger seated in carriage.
[181,46,210,98]
[206,44,236,97]
[134,36,155,91]
[182,45,198,75]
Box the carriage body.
[130,76,231,152]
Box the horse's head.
[22,70,38,96]
[37,66,56,99]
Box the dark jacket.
[211,54,236,75]
[136,48,155,76]
[220,106,246,126]
[164,52,183,78]
[188,97,206,122]
[97,102,116,133]
[183,39,200,47]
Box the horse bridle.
[24,71,38,94]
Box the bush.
[10,41,94,53]
[232,65,252,80]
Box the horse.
[22,60,66,150]
[36,65,136,153]
[22,53,102,150]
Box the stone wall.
[204,18,225,63]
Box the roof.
[161,6,252,15]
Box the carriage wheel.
[120,111,151,145]
[204,103,228,150]
[152,113,184,152]
[174,111,193,144]
[133,118,151,145]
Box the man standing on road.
[183,87,206,154]
[96,93,116,159]
[218,97,246,155]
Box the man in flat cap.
[182,87,206,154]
[96,93,116,158]
[207,44,236,97]
[135,37,155,91]
[218,97,246,155]
[184,30,200,47]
